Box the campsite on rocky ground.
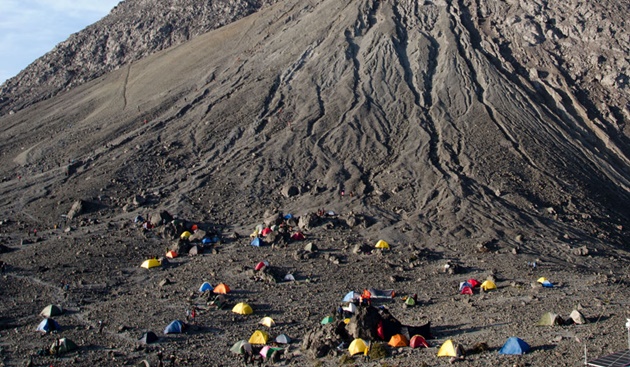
[0,0,629,366]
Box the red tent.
[410,335,429,348]
[460,286,473,295]
[261,228,272,237]
[377,320,385,340]
[467,279,481,288]
[291,232,305,241]
[255,261,269,271]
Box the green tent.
[537,312,563,326]
[230,340,252,355]
[40,304,63,318]
[50,338,78,355]
[320,316,334,325]
[405,297,416,306]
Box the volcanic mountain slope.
[1,0,628,147]
[1,0,628,250]
[0,0,282,114]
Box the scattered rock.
[298,213,319,230]
[281,185,299,198]
[572,246,589,256]
[67,200,85,220]
[189,229,206,242]
[570,309,587,324]
[304,243,318,253]
[132,195,146,206]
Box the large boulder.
[298,213,319,230]
[170,240,190,255]
[150,210,174,227]
[281,185,299,198]
[158,223,178,240]
[302,322,348,358]
[263,210,282,227]
[189,229,206,242]
[67,200,85,220]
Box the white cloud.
[0,0,121,84]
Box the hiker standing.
[51,338,60,357]
[157,350,164,367]
[190,307,197,325]
[169,353,176,366]
[98,320,104,334]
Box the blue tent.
[164,320,184,334]
[202,238,212,245]
[499,337,530,355]
[342,291,359,302]
[199,282,213,292]
[541,281,554,288]
[284,214,293,220]
[251,238,262,247]
[37,318,60,333]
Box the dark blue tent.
[139,331,159,344]
[37,318,60,333]
[251,238,262,247]
[163,320,184,334]
[499,337,530,355]
[199,282,213,292]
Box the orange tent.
[388,334,409,347]
[165,250,178,259]
[213,283,231,294]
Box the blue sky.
[0,0,121,85]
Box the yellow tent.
[232,302,253,315]
[180,231,192,240]
[259,317,275,327]
[375,240,390,249]
[481,280,497,291]
[248,330,269,345]
[388,334,409,347]
[140,259,161,269]
[537,277,547,283]
[348,338,367,356]
[437,339,458,357]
